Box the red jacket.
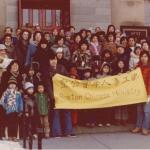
[138,63,150,95]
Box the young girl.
[0,77,23,141]
[132,51,150,135]
[89,34,102,57]
[72,40,92,79]
[129,46,141,70]
[35,82,50,138]
[81,68,96,127]
[103,32,117,54]
[69,67,79,126]
[113,59,129,125]
[95,62,112,127]
[23,82,39,139]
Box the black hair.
[139,50,150,63]
[107,24,116,34]
[4,26,13,33]
[106,32,116,42]
[33,31,43,41]
[3,34,12,41]
[55,35,65,44]
[79,40,89,50]
[134,46,141,54]
[20,29,32,41]
[120,36,127,44]
[90,34,99,42]
[6,60,20,73]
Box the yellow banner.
[53,68,148,109]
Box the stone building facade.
[0,0,149,35]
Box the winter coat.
[42,64,68,109]
[89,42,102,56]
[0,89,23,114]
[24,94,38,117]
[51,44,71,61]
[72,50,92,70]
[15,40,29,69]
[129,52,139,70]
[25,42,37,66]
[33,47,51,74]
[103,42,117,54]
[35,93,49,115]
[70,42,80,55]
[137,63,150,95]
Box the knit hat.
[0,44,6,50]
[24,82,34,90]
[69,67,78,78]
[100,62,111,72]
[8,76,17,85]
[56,47,63,53]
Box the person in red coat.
[132,51,150,135]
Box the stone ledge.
[74,124,134,135]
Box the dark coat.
[42,64,68,109]
[15,40,29,69]
[33,47,51,74]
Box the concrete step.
[74,124,134,135]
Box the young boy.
[35,82,50,138]
[0,76,23,141]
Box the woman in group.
[132,51,150,135]
[51,36,71,61]
[89,34,102,57]
[70,33,82,55]
[72,40,92,79]
[15,29,31,72]
[0,60,22,97]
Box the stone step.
[74,124,134,135]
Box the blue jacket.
[25,42,37,66]
[1,90,23,114]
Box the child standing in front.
[35,82,50,138]
[0,76,23,141]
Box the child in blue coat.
[0,76,23,141]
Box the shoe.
[85,123,90,127]
[45,135,50,139]
[90,123,95,128]
[97,123,103,127]
[53,135,62,138]
[33,134,38,139]
[131,128,141,133]
[142,129,149,135]
[12,137,19,142]
[106,123,111,127]
[65,133,76,137]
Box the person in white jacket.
[129,46,141,70]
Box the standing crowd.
[0,24,150,141]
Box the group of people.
[0,24,150,142]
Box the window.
[19,0,70,30]
[22,9,29,26]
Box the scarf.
[91,42,99,55]
[1,88,17,113]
